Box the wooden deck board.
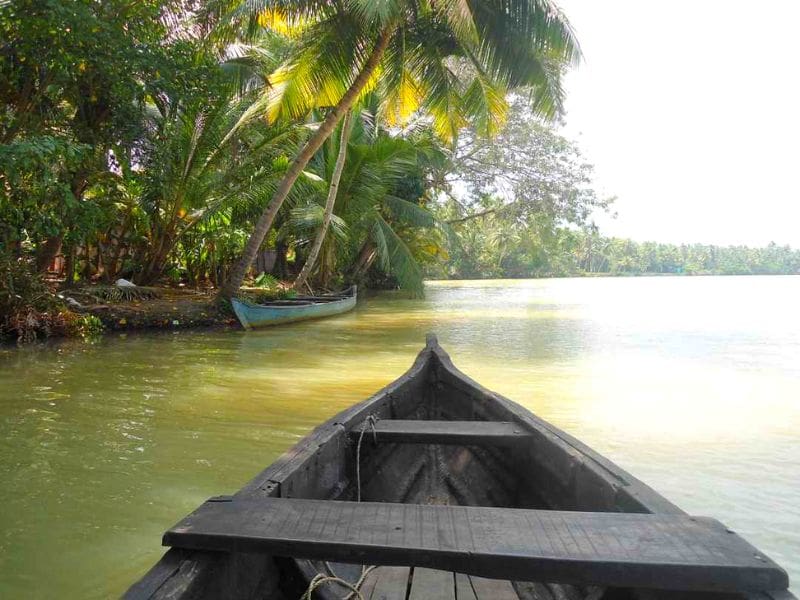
[163,497,788,593]
[368,566,410,600]
[349,420,529,445]
[408,568,454,600]
[455,573,478,600]
[470,575,518,599]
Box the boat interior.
[289,342,670,600]
[257,290,354,306]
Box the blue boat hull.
[231,286,357,329]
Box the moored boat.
[125,335,793,600]
[231,285,357,329]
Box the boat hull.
[231,287,356,329]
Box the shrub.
[0,255,103,342]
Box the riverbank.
[81,288,237,333]
[1,286,240,345]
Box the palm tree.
[134,89,313,284]
[342,138,444,295]
[284,107,445,295]
[217,0,579,298]
[292,110,354,291]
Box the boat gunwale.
[233,285,356,310]
[425,336,685,516]
[234,333,681,514]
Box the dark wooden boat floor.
[339,565,524,600]
[296,562,587,600]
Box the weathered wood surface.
[163,497,788,593]
[454,573,478,600]
[470,575,519,599]
[363,566,411,600]
[408,568,455,599]
[348,419,530,445]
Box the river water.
[1,276,798,598]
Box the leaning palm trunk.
[218,29,394,300]
[350,240,378,280]
[292,111,354,291]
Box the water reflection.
[0,276,798,598]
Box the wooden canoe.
[125,335,793,600]
[231,285,357,329]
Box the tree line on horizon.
[433,222,800,279]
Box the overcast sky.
[556,0,800,247]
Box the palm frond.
[372,214,425,296]
[383,195,436,228]
[432,0,479,44]
[345,0,405,29]
[288,203,349,241]
[379,29,424,127]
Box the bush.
[0,255,104,342]
[246,272,297,302]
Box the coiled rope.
[300,415,379,600]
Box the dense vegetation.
[1,1,797,340]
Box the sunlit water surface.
[1,276,798,598]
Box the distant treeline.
[437,224,800,279]
[574,237,800,276]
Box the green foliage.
[251,288,298,302]
[253,272,280,288]
[436,222,800,280]
[0,254,102,342]
[62,313,104,339]
[281,106,447,295]
[0,136,94,252]
[431,94,615,280]
[226,0,578,141]
[1,0,165,144]
[0,0,600,307]
[577,237,800,277]
[0,255,59,315]
[437,94,612,228]
[240,272,297,301]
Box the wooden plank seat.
[347,420,530,445]
[163,497,788,593]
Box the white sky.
[557,0,800,246]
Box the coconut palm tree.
[292,110,354,291]
[133,88,314,284]
[217,0,580,298]
[286,107,447,295]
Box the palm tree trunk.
[350,240,378,280]
[217,27,394,300]
[292,110,354,291]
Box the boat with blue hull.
[231,285,357,329]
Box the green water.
[1,277,798,598]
